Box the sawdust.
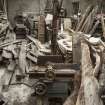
[0,67,35,105]
[3,84,34,105]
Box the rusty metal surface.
[28,63,79,79]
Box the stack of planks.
[0,28,51,88]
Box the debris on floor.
[0,0,105,105]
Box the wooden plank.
[84,6,98,33]
[89,20,100,34]
[38,15,45,43]
[0,40,22,49]
[27,35,42,50]
[101,15,105,38]
[27,53,37,63]
[72,33,81,64]
[76,5,93,31]
[19,40,27,74]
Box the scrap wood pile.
[64,5,105,105]
[0,27,51,78]
[0,13,73,88]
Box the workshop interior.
[0,0,105,105]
